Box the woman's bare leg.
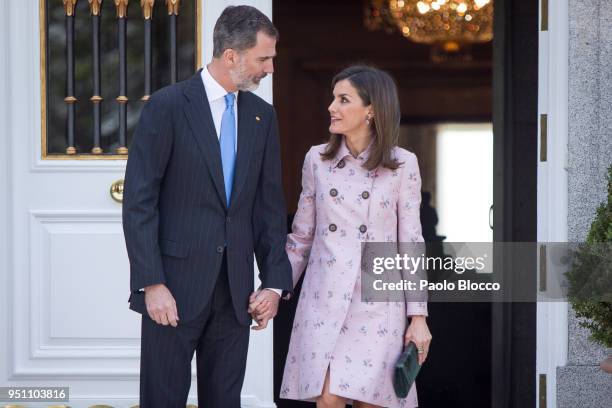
[353,401,383,408]
[316,367,347,408]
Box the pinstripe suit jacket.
[122,70,293,325]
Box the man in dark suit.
[122,6,292,407]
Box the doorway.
[272,1,537,407]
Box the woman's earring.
[366,116,371,126]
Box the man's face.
[230,31,276,91]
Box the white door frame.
[0,0,12,399]
[537,1,569,407]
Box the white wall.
[0,0,12,403]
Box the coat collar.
[334,136,375,167]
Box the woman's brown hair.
[321,65,402,171]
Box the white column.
[536,0,569,407]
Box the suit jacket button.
[337,160,345,169]
[359,224,367,233]
[330,188,338,197]
[216,246,224,253]
[361,191,370,199]
[329,223,337,232]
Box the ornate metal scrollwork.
[166,0,180,15]
[88,0,103,16]
[63,0,78,16]
[141,0,155,19]
[115,0,129,18]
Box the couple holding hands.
[122,5,431,408]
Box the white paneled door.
[0,1,275,407]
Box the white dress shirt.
[200,66,239,148]
[201,67,282,299]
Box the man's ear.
[223,48,237,66]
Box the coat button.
[330,188,338,197]
[337,159,345,169]
[329,223,337,232]
[216,246,224,253]
[359,225,367,233]
[361,191,370,199]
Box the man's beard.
[230,59,264,92]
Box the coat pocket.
[159,239,189,258]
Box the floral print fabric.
[280,140,428,408]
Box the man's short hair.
[213,6,278,58]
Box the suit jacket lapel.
[229,91,256,209]
[182,71,228,208]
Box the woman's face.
[328,79,372,137]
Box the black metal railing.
[90,0,103,154]
[46,0,198,157]
[64,0,77,154]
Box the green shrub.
[566,165,612,348]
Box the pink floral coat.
[280,139,428,408]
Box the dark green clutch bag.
[393,341,421,398]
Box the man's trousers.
[139,253,250,408]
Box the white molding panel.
[10,211,140,379]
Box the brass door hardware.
[110,179,124,203]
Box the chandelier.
[365,0,493,51]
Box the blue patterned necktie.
[220,93,236,206]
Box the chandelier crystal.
[365,0,494,47]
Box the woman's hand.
[404,315,432,365]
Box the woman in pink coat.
[261,66,432,408]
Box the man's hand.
[248,289,280,331]
[144,283,179,327]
